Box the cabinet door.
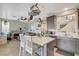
[57,37,66,51]
[64,38,76,53]
[57,37,76,53]
[76,39,79,53]
[47,16,56,30]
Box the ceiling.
[0,3,79,20]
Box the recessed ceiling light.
[13,16,17,18]
[63,8,68,11]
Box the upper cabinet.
[46,15,56,32]
[77,9,79,29]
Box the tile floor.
[0,39,72,56]
[0,40,38,56]
[0,40,20,56]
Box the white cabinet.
[76,39,79,54]
[57,37,76,53]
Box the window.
[2,21,10,34]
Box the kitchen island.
[24,35,56,56]
[32,36,56,56]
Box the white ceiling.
[0,3,79,20]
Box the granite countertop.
[24,35,56,46]
[46,33,79,39]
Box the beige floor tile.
[0,40,20,56]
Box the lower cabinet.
[35,37,79,55]
[47,40,56,56]
[76,39,79,54]
[57,37,76,53]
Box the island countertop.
[32,36,56,46]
